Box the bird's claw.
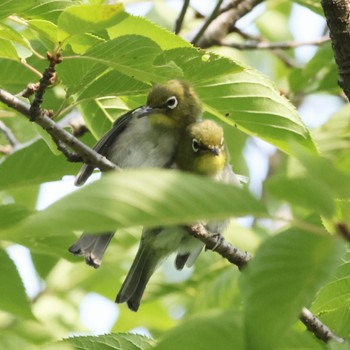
[206,233,224,252]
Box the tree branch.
[194,0,263,49]
[0,88,117,172]
[300,307,345,343]
[186,223,344,343]
[220,35,330,50]
[186,223,251,270]
[174,0,190,34]
[191,0,225,46]
[16,82,40,98]
[29,52,60,121]
[322,0,350,100]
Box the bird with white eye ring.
[116,119,243,311]
[165,96,178,109]
[69,80,203,269]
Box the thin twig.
[53,138,83,162]
[191,0,225,46]
[229,28,329,68]
[0,120,19,148]
[20,58,43,78]
[29,52,61,120]
[16,82,40,98]
[186,223,344,343]
[220,35,330,50]
[175,0,190,34]
[271,51,303,69]
[0,88,117,171]
[194,0,263,48]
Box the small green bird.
[69,80,202,268]
[116,119,241,311]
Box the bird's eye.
[192,138,200,152]
[166,96,178,110]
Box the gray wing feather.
[75,110,137,186]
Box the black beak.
[136,106,161,118]
[209,147,220,156]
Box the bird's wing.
[74,108,140,186]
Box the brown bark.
[322,0,350,100]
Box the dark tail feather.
[74,164,94,186]
[116,244,158,311]
[175,253,190,270]
[68,232,115,268]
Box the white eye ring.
[192,138,200,152]
[166,96,178,109]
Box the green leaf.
[0,38,18,60]
[78,71,149,102]
[107,14,190,50]
[196,71,316,155]
[78,99,128,139]
[0,23,31,50]
[0,248,33,319]
[155,311,244,350]
[56,57,107,97]
[282,331,327,350]
[241,227,344,350]
[64,33,104,55]
[0,204,33,230]
[63,333,155,350]
[31,252,59,280]
[0,139,79,189]
[13,169,267,236]
[65,35,183,82]
[312,104,350,170]
[289,44,338,94]
[58,4,126,42]
[22,0,73,23]
[310,256,350,337]
[27,20,58,49]
[0,58,39,93]
[266,176,335,217]
[295,148,350,198]
[0,0,35,19]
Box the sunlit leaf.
[0,248,34,319]
[155,311,244,350]
[266,176,335,217]
[241,227,344,350]
[0,38,18,60]
[13,169,267,235]
[22,0,73,23]
[0,204,33,230]
[108,14,190,50]
[0,139,79,189]
[63,333,155,350]
[0,0,35,19]
[310,255,350,337]
[58,4,126,42]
